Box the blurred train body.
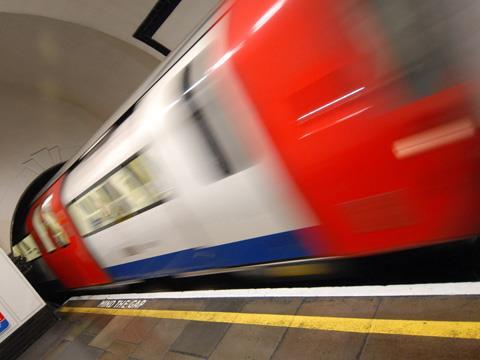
[18,0,480,289]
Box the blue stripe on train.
[106,229,313,281]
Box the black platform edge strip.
[0,306,57,360]
[134,0,182,56]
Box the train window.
[41,195,70,247]
[12,235,41,262]
[68,153,172,237]
[32,207,56,253]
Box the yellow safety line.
[59,306,480,340]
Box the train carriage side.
[24,0,480,290]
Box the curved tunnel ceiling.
[0,0,220,59]
[0,12,160,119]
[0,0,165,59]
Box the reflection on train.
[14,0,480,290]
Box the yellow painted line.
[59,306,480,340]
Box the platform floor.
[18,290,480,359]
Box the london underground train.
[19,0,480,289]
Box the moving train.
[15,0,480,289]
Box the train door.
[27,176,111,288]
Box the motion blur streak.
[252,0,286,33]
[299,106,372,139]
[297,87,366,121]
[393,118,476,159]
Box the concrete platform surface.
[17,289,480,359]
